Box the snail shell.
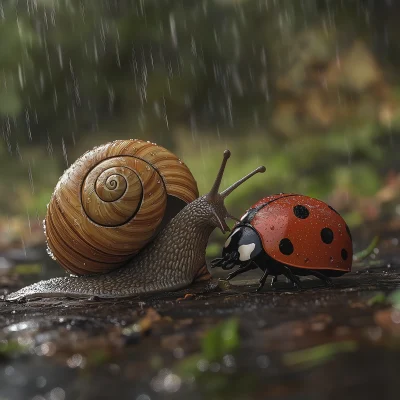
[45,139,199,275]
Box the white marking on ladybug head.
[224,228,240,248]
[240,211,249,221]
[238,243,255,261]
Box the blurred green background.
[1,0,400,254]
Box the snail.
[5,139,265,301]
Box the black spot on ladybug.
[293,205,309,219]
[279,238,294,255]
[345,224,352,240]
[341,249,348,260]
[321,228,334,244]
[328,205,339,215]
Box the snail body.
[6,140,265,301]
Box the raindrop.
[256,355,270,368]
[209,362,221,372]
[36,376,47,388]
[5,366,15,376]
[50,8,56,26]
[154,102,161,117]
[57,45,63,69]
[222,354,236,368]
[49,387,65,400]
[169,13,178,48]
[197,359,209,372]
[163,373,181,392]
[18,64,24,88]
[163,96,169,129]
[53,89,58,110]
[173,347,184,359]
[67,354,84,369]
[93,38,99,62]
[62,138,69,166]
[47,134,53,157]
[136,395,151,400]
[16,143,22,161]
[25,109,32,140]
[27,162,34,194]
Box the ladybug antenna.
[207,150,231,200]
[221,166,266,199]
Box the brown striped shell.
[44,139,199,275]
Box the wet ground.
[1,238,400,400]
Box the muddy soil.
[0,241,400,400]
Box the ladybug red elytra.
[211,193,353,291]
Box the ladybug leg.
[210,257,224,267]
[221,252,240,270]
[281,266,303,289]
[211,256,231,268]
[225,261,255,281]
[255,269,269,292]
[308,270,334,287]
[271,275,278,286]
[211,252,239,270]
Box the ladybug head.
[211,225,263,270]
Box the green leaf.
[367,292,387,306]
[283,341,358,369]
[0,340,28,358]
[202,318,240,361]
[353,236,380,261]
[175,354,203,377]
[13,263,42,276]
[87,349,109,366]
[388,291,400,311]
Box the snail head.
[205,150,265,234]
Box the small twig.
[353,236,380,262]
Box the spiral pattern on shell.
[45,139,199,275]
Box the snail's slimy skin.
[5,197,216,301]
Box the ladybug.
[211,193,353,291]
